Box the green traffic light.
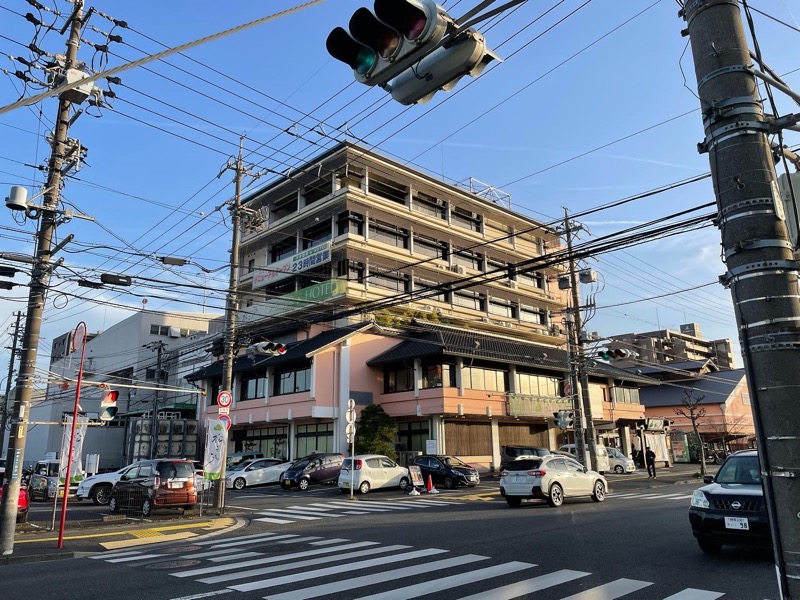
[355,48,377,75]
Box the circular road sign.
[345,408,356,424]
[217,390,233,408]
[218,414,232,431]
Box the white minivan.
[558,443,610,474]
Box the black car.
[280,453,344,491]
[689,449,770,554]
[109,459,197,517]
[410,454,480,489]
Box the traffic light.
[326,0,500,105]
[99,390,118,421]
[597,348,635,360]
[248,341,288,356]
[553,410,574,429]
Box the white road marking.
[89,550,142,560]
[559,578,653,599]
[211,533,298,548]
[663,589,725,599]
[167,591,234,600]
[181,548,244,559]
[456,569,592,600]
[106,554,164,563]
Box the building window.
[520,305,546,325]
[337,210,364,236]
[451,207,481,232]
[302,221,332,250]
[270,238,296,263]
[247,259,255,273]
[413,234,447,261]
[241,372,267,400]
[265,278,297,296]
[453,289,485,312]
[337,259,365,283]
[397,421,429,453]
[463,365,508,392]
[271,192,298,221]
[613,387,640,404]
[274,366,311,395]
[368,219,409,249]
[303,178,330,206]
[145,368,168,381]
[421,362,455,388]
[370,268,410,293]
[413,192,447,219]
[518,270,546,289]
[243,426,288,460]
[368,174,407,204]
[414,277,449,304]
[489,298,518,319]
[452,248,483,271]
[516,372,560,397]
[149,325,170,336]
[296,423,334,456]
[385,365,414,393]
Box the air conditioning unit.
[500,321,515,328]
[450,265,467,275]
[481,317,490,323]
[168,327,180,338]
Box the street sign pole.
[346,399,355,500]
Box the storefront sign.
[239,277,347,323]
[507,394,571,417]
[252,242,332,289]
[646,418,665,431]
[409,465,424,487]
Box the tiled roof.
[638,369,746,407]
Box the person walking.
[645,446,657,478]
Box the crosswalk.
[250,497,463,524]
[88,531,727,599]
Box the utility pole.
[682,1,800,596]
[214,137,245,512]
[0,2,84,555]
[145,341,166,459]
[563,210,595,471]
[0,312,24,451]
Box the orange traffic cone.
[426,474,433,493]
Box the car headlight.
[691,490,710,509]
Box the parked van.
[558,443,610,474]
[28,459,80,501]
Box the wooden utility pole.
[682,1,800,595]
[0,2,84,555]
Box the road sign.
[218,406,229,415]
[217,390,232,408]
[345,408,356,424]
[348,398,355,410]
[345,422,355,437]
[218,414,231,431]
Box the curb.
[0,550,76,566]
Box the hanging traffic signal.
[597,348,635,360]
[553,410,574,429]
[99,390,119,421]
[248,341,288,356]
[326,0,500,105]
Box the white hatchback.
[225,458,292,490]
[500,455,607,507]
[338,455,410,495]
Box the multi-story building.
[26,310,218,470]
[189,143,651,470]
[607,323,735,370]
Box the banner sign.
[409,465,425,487]
[204,418,227,480]
[240,277,347,323]
[59,415,88,484]
[252,242,332,289]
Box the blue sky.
[1,0,798,373]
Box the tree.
[674,390,708,476]
[354,404,397,458]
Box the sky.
[0,0,798,379]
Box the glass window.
[369,175,407,204]
[370,268,410,293]
[150,324,160,335]
[413,192,447,219]
[452,248,483,271]
[385,365,414,393]
[302,221,332,249]
[273,366,311,395]
[241,372,267,400]
[413,234,447,260]
[613,387,640,404]
[368,219,409,249]
[518,271,546,289]
[270,238,296,263]
[463,366,507,392]
[421,363,455,388]
[247,259,255,273]
[453,290,485,312]
[303,178,330,206]
[414,278,449,304]
[520,305,546,325]
[337,211,364,236]
[451,207,481,232]
[271,193,298,221]
[338,260,365,283]
[516,372,561,397]
[489,299,518,319]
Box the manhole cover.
[157,545,203,554]
[145,559,202,570]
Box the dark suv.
[689,449,770,553]
[500,445,552,471]
[410,455,479,489]
[109,459,197,517]
[280,453,344,490]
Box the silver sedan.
[225,458,292,490]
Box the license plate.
[168,481,184,489]
[341,481,350,488]
[512,476,525,483]
[468,475,476,481]
[283,479,291,486]
[725,516,749,530]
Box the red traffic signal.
[249,342,288,356]
[99,390,119,421]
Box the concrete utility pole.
[0,2,84,555]
[682,1,800,596]
[145,341,166,459]
[214,138,246,512]
[564,210,595,471]
[0,312,24,449]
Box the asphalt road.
[3,467,779,600]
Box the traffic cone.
[426,474,439,494]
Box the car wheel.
[108,496,119,514]
[614,465,624,474]
[398,477,409,492]
[298,477,310,491]
[443,477,455,490]
[233,478,246,490]
[91,485,112,506]
[698,538,722,554]
[141,498,153,517]
[506,497,522,508]
[591,480,606,502]
[548,483,564,507]
[358,481,371,495]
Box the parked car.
[226,458,292,490]
[338,454,410,495]
[0,483,30,523]
[499,445,552,471]
[28,459,80,501]
[689,449,769,554]
[409,454,480,489]
[558,443,610,474]
[280,453,344,491]
[606,447,636,474]
[500,454,607,507]
[108,459,197,517]
[226,452,265,470]
[77,462,143,505]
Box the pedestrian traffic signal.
[325,0,500,105]
[99,390,118,421]
[248,341,288,356]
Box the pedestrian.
[645,446,656,478]
[631,447,639,467]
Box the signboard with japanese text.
[409,465,425,487]
[252,242,332,289]
[59,415,88,484]
[204,418,226,481]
